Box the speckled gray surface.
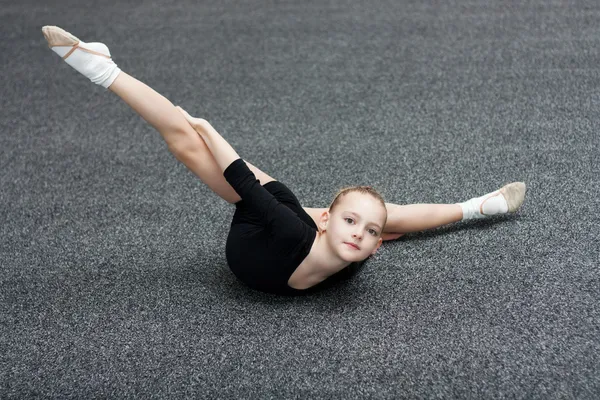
[1,0,599,398]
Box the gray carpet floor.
[2,0,599,398]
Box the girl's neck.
[306,231,351,277]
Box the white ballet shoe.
[460,182,527,220]
[42,25,121,88]
[498,182,527,213]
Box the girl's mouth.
[345,242,360,250]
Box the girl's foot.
[42,25,121,88]
[459,182,527,220]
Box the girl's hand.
[175,106,200,130]
[174,106,242,171]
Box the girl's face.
[320,192,386,263]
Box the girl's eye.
[345,218,354,224]
[369,229,378,236]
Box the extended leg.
[303,203,461,242]
[304,182,526,241]
[42,26,277,204]
[106,73,238,202]
[383,203,462,234]
[108,74,278,201]
[384,182,526,239]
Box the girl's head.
[317,186,387,263]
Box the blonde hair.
[329,186,387,226]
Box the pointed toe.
[500,182,527,212]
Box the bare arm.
[176,106,241,172]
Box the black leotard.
[223,158,362,295]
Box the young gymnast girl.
[42,26,527,296]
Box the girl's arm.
[176,107,241,172]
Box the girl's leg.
[109,73,277,202]
[304,182,526,241]
[382,203,462,236]
[303,203,461,241]
[107,72,243,203]
[43,26,276,203]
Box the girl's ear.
[319,210,330,233]
[371,238,383,255]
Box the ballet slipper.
[498,182,527,213]
[42,25,121,88]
